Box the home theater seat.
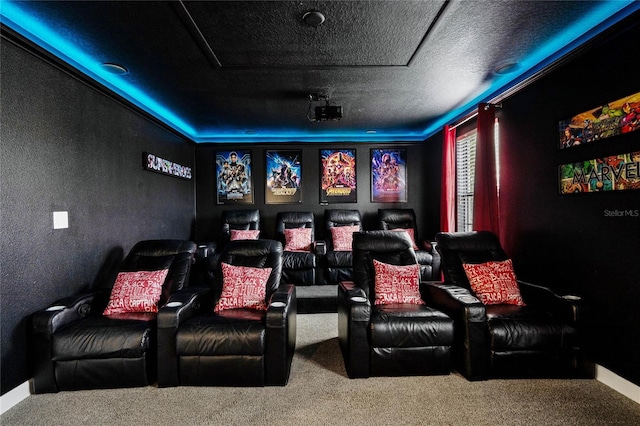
[426,231,594,380]
[338,231,454,378]
[30,240,197,393]
[157,239,296,387]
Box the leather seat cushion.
[176,311,266,356]
[52,316,153,360]
[370,304,454,348]
[283,251,316,269]
[486,305,578,351]
[325,250,352,267]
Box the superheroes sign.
[371,148,407,203]
[320,149,357,203]
[215,150,253,204]
[559,92,640,149]
[265,150,302,204]
[559,151,640,194]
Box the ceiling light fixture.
[100,63,129,75]
[302,11,325,27]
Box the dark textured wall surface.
[427,19,640,385]
[193,142,441,245]
[0,40,195,394]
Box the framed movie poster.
[371,148,407,202]
[558,91,640,149]
[558,151,640,194]
[215,149,253,204]
[265,150,302,204]
[320,149,357,203]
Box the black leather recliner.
[205,208,261,278]
[338,231,454,378]
[377,208,441,281]
[157,239,296,387]
[425,231,594,380]
[30,239,197,393]
[322,209,362,285]
[274,211,322,286]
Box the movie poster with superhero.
[215,150,253,204]
[265,150,302,204]
[558,151,640,194]
[558,92,640,149]
[320,149,357,203]
[371,148,407,202]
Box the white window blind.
[456,130,476,232]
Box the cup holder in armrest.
[165,301,184,308]
[562,295,582,301]
[270,301,286,308]
[45,305,65,312]
[350,296,367,303]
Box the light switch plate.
[53,211,69,229]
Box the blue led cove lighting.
[2,0,638,143]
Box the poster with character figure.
[320,149,357,203]
[215,150,253,204]
[371,148,407,202]
[265,150,302,204]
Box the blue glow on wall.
[2,0,638,143]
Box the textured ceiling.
[1,1,639,143]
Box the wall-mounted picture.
[559,151,640,194]
[371,148,407,203]
[215,149,253,204]
[320,149,357,203]
[558,91,640,149]
[265,150,302,204]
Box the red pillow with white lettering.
[373,259,424,305]
[214,262,272,312]
[103,269,169,315]
[391,228,420,250]
[284,227,312,252]
[462,259,525,306]
[230,229,260,241]
[331,225,360,251]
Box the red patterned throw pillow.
[103,269,169,315]
[462,259,525,306]
[214,262,272,312]
[230,229,260,241]
[284,227,312,252]
[391,228,420,250]
[373,259,424,305]
[331,225,360,251]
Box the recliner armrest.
[518,280,588,324]
[32,290,107,335]
[338,281,371,378]
[421,282,485,322]
[421,282,489,380]
[265,284,297,386]
[157,287,211,329]
[313,240,327,256]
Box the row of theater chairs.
[193,208,442,288]
[30,231,592,393]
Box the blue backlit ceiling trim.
[1,1,638,143]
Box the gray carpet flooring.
[3,313,640,425]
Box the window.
[455,119,499,232]
[456,130,476,232]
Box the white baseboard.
[0,381,31,415]
[596,364,640,404]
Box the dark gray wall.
[0,39,196,394]
[193,142,441,245]
[427,19,640,385]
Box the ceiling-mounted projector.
[314,105,342,121]
[308,93,342,122]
